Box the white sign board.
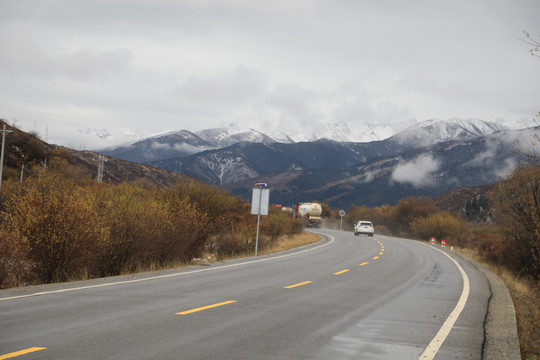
[251,188,270,215]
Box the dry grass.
[499,271,540,360]
[258,233,321,255]
[191,233,321,263]
[456,247,540,359]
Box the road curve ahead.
[0,229,490,359]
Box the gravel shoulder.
[462,256,522,359]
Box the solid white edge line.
[0,234,334,301]
[419,244,470,360]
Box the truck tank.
[294,202,323,228]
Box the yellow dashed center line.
[333,269,350,275]
[176,300,237,315]
[284,281,313,289]
[379,252,383,255]
[373,256,379,260]
[359,262,369,266]
[0,347,46,360]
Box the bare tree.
[513,32,539,160]
[520,31,539,58]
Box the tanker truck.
[293,202,323,228]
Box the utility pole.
[97,154,105,182]
[0,123,13,189]
[20,164,25,185]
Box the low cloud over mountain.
[391,154,441,188]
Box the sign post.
[251,183,270,256]
[339,210,345,231]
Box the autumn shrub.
[213,233,250,260]
[260,209,302,241]
[410,212,469,246]
[167,181,247,234]
[94,183,153,275]
[474,231,509,266]
[1,173,104,283]
[345,205,375,231]
[388,197,440,236]
[157,188,210,263]
[374,224,392,236]
[96,184,190,273]
[490,165,540,280]
[0,231,29,288]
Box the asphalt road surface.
[0,229,490,359]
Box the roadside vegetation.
[0,171,306,288]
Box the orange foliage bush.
[490,165,540,280]
[410,212,469,246]
[0,172,250,286]
[1,174,104,283]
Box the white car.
[354,221,374,237]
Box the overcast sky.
[1,0,539,149]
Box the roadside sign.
[251,184,270,257]
[339,210,345,217]
[251,188,270,215]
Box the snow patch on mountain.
[195,123,294,147]
[389,118,509,146]
[92,117,520,153]
[282,119,417,143]
[202,151,259,185]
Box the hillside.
[434,184,495,222]
[0,120,192,187]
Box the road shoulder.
[464,257,521,359]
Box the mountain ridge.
[98,118,538,208]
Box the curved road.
[0,229,490,359]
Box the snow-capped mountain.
[93,118,521,153]
[100,118,515,165]
[79,128,141,148]
[281,120,406,143]
[102,130,213,163]
[149,119,529,187]
[93,117,540,208]
[388,118,509,146]
[221,126,539,208]
[195,124,294,147]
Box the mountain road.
[0,229,507,359]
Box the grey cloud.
[1,0,539,149]
[0,32,132,83]
[175,66,268,105]
[62,49,133,82]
